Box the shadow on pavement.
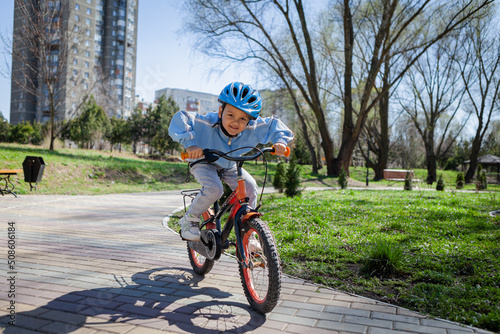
[0,267,266,333]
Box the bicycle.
[179,145,290,313]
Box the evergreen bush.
[338,167,348,189]
[404,171,413,190]
[436,174,445,191]
[456,172,464,189]
[284,158,302,197]
[477,171,488,191]
[272,162,286,193]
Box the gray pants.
[187,163,258,218]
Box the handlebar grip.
[181,152,189,161]
[270,146,291,157]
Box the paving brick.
[324,305,371,318]
[394,321,448,334]
[39,309,87,325]
[267,313,317,327]
[10,314,51,330]
[286,324,341,334]
[280,300,325,312]
[296,309,343,322]
[316,319,367,333]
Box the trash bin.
[23,156,45,184]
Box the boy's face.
[218,104,250,136]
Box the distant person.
[168,82,294,241]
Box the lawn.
[260,190,500,332]
[2,143,500,331]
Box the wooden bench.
[0,169,23,198]
[383,169,414,182]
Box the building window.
[86,29,90,36]
[85,51,90,57]
[74,26,79,32]
[75,14,80,22]
[85,72,89,78]
[87,0,92,3]
[75,4,79,10]
[86,18,91,25]
[84,83,89,90]
[73,47,78,54]
[85,61,89,68]
[85,40,90,46]
[73,58,77,65]
[87,8,91,15]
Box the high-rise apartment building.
[154,88,219,115]
[10,0,138,125]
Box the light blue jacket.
[169,111,294,169]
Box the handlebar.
[181,145,290,165]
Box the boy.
[169,82,294,241]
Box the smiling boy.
[168,82,294,241]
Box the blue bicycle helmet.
[218,82,262,119]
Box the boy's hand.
[186,146,203,159]
[273,143,287,156]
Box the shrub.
[360,240,403,277]
[284,158,302,197]
[436,174,445,191]
[477,171,488,191]
[273,162,286,193]
[456,172,464,189]
[338,167,348,189]
[404,171,413,191]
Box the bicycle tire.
[187,244,215,275]
[238,218,281,313]
[187,214,215,275]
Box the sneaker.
[179,214,201,241]
[248,232,263,254]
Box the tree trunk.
[465,131,483,183]
[374,55,391,181]
[425,143,438,184]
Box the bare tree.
[457,10,500,183]
[398,36,469,183]
[3,0,95,150]
[183,0,493,176]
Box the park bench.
[0,169,23,198]
[383,169,415,182]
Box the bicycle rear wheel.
[187,213,215,275]
[187,245,215,275]
[238,218,281,313]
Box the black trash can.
[23,156,45,184]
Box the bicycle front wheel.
[238,218,281,313]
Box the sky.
[0,1,254,123]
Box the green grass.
[0,143,280,195]
[3,143,500,331]
[262,190,500,332]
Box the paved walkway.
[0,191,493,334]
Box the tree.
[399,37,468,183]
[457,11,500,183]
[9,121,34,144]
[145,96,179,156]
[69,96,111,149]
[127,108,146,155]
[2,1,97,150]
[108,117,130,153]
[0,113,10,142]
[334,0,492,177]
[184,0,493,176]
